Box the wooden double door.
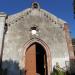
[25,43,47,75]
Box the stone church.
[0,2,75,75]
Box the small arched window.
[32,2,39,9]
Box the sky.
[0,0,75,38]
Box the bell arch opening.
[25,42,48,75]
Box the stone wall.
[0,13,7,60]
[0,7,70,75]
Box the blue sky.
[0,0,75,38]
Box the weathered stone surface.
[0,5,72,75]
[0,13,7,58]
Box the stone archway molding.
[22,38,52,75]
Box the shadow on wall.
[0,59,75,75]
[0,60,25,75]
[70,59,75,75]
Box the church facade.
[0,2,75,75]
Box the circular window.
[31,30,37,35]
[31,27,37,35]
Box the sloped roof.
[6,2,67,26]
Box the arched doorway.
[25,42,48,75]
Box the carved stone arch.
[23,38,52,75]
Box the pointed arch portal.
[24,39,51,75]
[25,42,48,75]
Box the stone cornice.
[6,8,67,29]
[0,12,7,17]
